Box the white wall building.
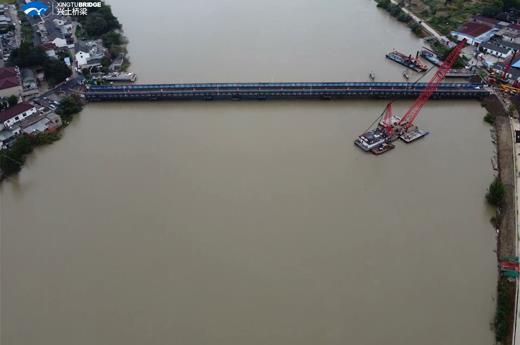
[451,22,498,46]
[0,102,37,130]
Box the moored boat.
[386,50,428,72]
[371,142,395,155]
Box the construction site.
[355,39,468,155]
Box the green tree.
[84,14,108,37]
[484,113,495,124]
[0,150,23,175]
[7,42,48,68]
[482,0,504,17]
[102,31,123,49]
[43,60,72,86]
[0,135,33,176]
[56,96,83,120]
[7,95,18,107]
[486,178,506,206]
[101,56,111,68]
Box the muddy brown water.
[1,1,497,344]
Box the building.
[75,51,91,68]
[493,55,520,82]
[0,102,37,130]
[497,27,520,43]
[0,67,22,99]
[451,22,497,46]
[39,42,57,58]
[75,51,103,70]
[497,40,520,52]
[19,112,62,135]
[0,14,11,30]
[21,68,39,98]
[51,37,68,49]
[0,128,16,149]
[481,41,513,58]
[53,19,73,37]
[21,69,37,90]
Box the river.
[1,0,497,344]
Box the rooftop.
[21,68,36,81]
[0,103,35,123]
[39,42,56,51]
[0,68,20,91]
[455,22,493,38]
[482,41,511,55]
[498,40,520,51]
[498,27,520,38]
[0,67,18,79]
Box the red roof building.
[451,22,496,45]
[0,102,37,128]
[0,67,21,98]
[457,22,493,37]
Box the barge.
[420,48,442,66]
[445,68,476,78]
[399,126,429,143]
[96,72,137,83]
[354,127,388,152]
[355,118,429,155]
[386,50,428,72]
[371,142,395,155]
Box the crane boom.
[398,39,466,129]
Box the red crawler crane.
[354,39,467,154]
[383,39,467,135]
[399,39,466,129]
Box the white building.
[481,41,512,59]
[75,51,91,68]
[52,37,68,48]
[75,51,103,70]
[0,102,37,130]
[451,22,498,46]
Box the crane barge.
[355,39,467,155]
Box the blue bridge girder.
[84,82,490,101]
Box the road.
[388,0,453,45]
[511,114,519,345]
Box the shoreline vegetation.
[0,96,83,179]
[482,95,517,345]
[376,0,519,340]
[378,0,520,36]
[375,0,426,37]
[0,1,128,180]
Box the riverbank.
[0,96,84,181]
[0,1,131,181]
[482,94,517,345]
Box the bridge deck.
[84,82,490,101]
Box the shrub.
[484,113,495,124]
[486,178,506,206]
[56,95,83,120]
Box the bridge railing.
[86,82,484,92]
